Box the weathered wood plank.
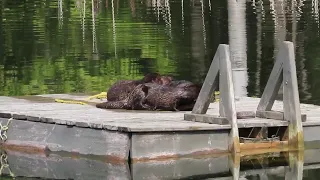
[184,114,229,125]
[228,154,240,180]
[131,155,229,180]
[257,46,284,111]
[282,41,304,150]
[184,111,255,125]
[0,96,319,132]
[218,45,240,154]
[236,111,256,119]
[5,150,131,180]
[256,110,284,120]
[256,110,306,122]
[301,126,320,149]
[0,118,130,160]
[285,151,304,180]
[130,131,230,161]
[191,45,220,114]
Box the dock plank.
[6,150,131,180]
[1,96,320,132]
[2,118,131,160]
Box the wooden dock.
[0,41,318,163]
[0,140,318,179]
[0,94,320,162]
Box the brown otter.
[100,74,201,111]
[97,83,199,111]
[171,81,201,110]
[106,73,171,102]
[96,84,152,110]
[142,81,201,111]
[152,75,173,85]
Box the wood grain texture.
[0,118,130,160]
[5,150,131,180]
[131,155,229,180]
[257,46,284,111]
[131,131,230,161]
[191,45,220,114]
[0,96,320,132]
[218,45,240,154]
[282,41,304,149]
[256,110,306,122]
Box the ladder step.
[240,141,288,151]
[256,110,307,122]
[240,136,280,143]
[184,111,256,125]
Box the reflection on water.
[1,1,320,179]
[1,0,320,105]
[2,149,320,179]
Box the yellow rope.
[54,92,107,105]
[86,92,107,100]
[53,91,222,105]
[54,99,87,105]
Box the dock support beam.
[257,41,304,150]
[184,44,240,154]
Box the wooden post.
[184,44,240,154]
[257,47,284,111]
[256,41,304,150]
[282,42,304,150]
[228,153,240,180]
[285,151,304,180]
[191,46,220,114]
[219,45,240,154]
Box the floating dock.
[0,94,320,163]
[0,41,318,179]
[0,136,318,179]
[0,41,319,163]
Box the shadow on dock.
[0,147,319,179]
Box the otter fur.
[96,84,152,110]
[98,73,201,111]
[106,73,173,102]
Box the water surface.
[1,0,319,105]
[1,0,320,179]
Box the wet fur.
[106,73,171,102]
[143,81,201,111]
[96,84,152,110]
[99,74,201,111]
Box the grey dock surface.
[1,94,320,161]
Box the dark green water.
[1,0,320,179]
[1,0,319,105]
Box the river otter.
[96,84,152,110]
[100,74,201,111]
[106,73,172,102]
[97,83,199,111]
[152,75,173,85]
[143,81,201,111]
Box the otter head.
[159,76,173,85]
[142,73,161,83]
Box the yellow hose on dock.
[54,99,87,105]
[54,92,107,105]
[86,92,107,100]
